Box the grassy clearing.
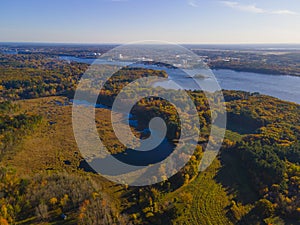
[1,96,80,173]
[184,159,233,225]
[162,158,232,225]
[1,96,126,173]
[164,149,257,225]
[0,96,127,223]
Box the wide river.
[61,56,300,104]
[154,69,300,104]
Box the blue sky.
[1,0,300,43]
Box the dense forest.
[0,53,299,224]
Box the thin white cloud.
[270,10,297,15]
[220,1,298,15]
[187,0,198,7]
[221,1,264,13]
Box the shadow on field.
[215,149,259,205]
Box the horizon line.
[1,41,300,46]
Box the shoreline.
[211,66,300,77]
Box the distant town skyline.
[1,0,300,44]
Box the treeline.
[195,49,300,76]
[210,61,300,76]
[0,101,42,158]
[0,169,130,224]
[0,54,87,100]
[231,142,300,222]
[97,67,168,107]
[223,91,300,222]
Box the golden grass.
[0,96,124,175]
[1,96,126,223]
